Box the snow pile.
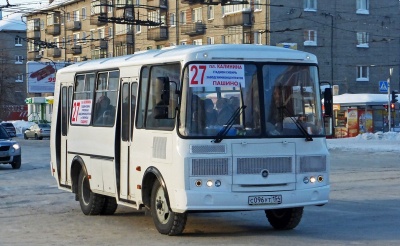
[327,132,400,152]
[4,120,35,135]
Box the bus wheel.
[100,197,118,215]
[78,170,105,215]
[150,179,187,235]
[265,207,303,230]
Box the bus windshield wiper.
[213,105,246,143]
[280,106,313,142]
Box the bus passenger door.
[119,80,138,199]
[60,84,73,186]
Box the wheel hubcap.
[155,186,169,224]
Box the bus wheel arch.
[142,167,168,209]
[71,156,86,196]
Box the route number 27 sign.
[189,64,245,88]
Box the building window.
[304,0,317,11]
[207,5,214,19]
[192,8,202,22]
[15,55,23,64]
[15,37,22,46]
[16,74,24,83]
[356,32,369,48]
[304,30,317,46]
[254,31,262,45]
[222,3,250,15]
[66,12,70,22]
[136,24,141,33]
[207,37,214,44]
[180,41,187,45]
[357,65,369,81]
[73,10,80,21]
[82,7,86,19]
[73,33,80,45]
[53,37,59,47]
[40,20,45,30]
[170,13,175,27]
[82,32,87,43]
[180,11,186,24]
[356,0,369,14]
[254,0,262,11]
[193,39,202,45]
[108,1,113,13]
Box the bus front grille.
[236,157,292,174]
[190,144,226,154]
[191,158,229,176]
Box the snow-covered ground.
[3,120,400,152]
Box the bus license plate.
[248,195,282,205]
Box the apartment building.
[0,11,27,121]
[25,0,400,94]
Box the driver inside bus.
[94,95,115,125]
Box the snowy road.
[0,137,399,245]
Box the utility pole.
[388,67,393,131]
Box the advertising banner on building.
[27,61,69,93]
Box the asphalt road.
[0,138,399,245]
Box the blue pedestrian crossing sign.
[379,81,388,93]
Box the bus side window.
[136,66,149,129]
[145,64,179,130]
[93,71,119,126]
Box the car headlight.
[12,143,20,150]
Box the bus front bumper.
[170,185,330,213]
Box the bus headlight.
[310,176,316,183]
[206,180,213,187]
[215,180,221,187]
[195,180,202,187]
[303,177,309,184]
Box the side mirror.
[324,88,333,117]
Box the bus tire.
[78,169,105,215]
[100,197,118,215]
[265,207,304,230]
[150,179,187,235]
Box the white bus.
[50,44,331,235]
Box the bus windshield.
[179,63,324,138]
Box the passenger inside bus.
[94,95,115,126]
[204,98,217,126]
[216,98,234,125]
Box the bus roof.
[57,44,317,75]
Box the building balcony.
[181,0,204,4]
[147,26,168,41]
[66,21,81,31]
[45,24,61,35]
[147,0,168,9]
[115,34,134,45]
[90,13,108,26]
[27,30,41,39]
[115,0,133,8]
[92,39,108,49]
[27,51,41,61]
[66,45,82,55]
[223,10,252,27]
[181,22,206,36]
[47,48,62,58]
